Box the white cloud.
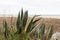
[22,0,60,16]
[0,0,60,17]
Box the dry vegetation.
[0,17,60,32]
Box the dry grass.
[0,17,60,33]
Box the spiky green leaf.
[40,24,45,36]
[3,20,9,38]
[33,18,41,24]
[48,25,53,39]
[22,11,28,28]
[26,16,36,33]
[21,8,23,20]
[16,12,22,34]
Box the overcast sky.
[0,0,60,17]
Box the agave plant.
[16,9,41,40]
[1,9,53,40]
